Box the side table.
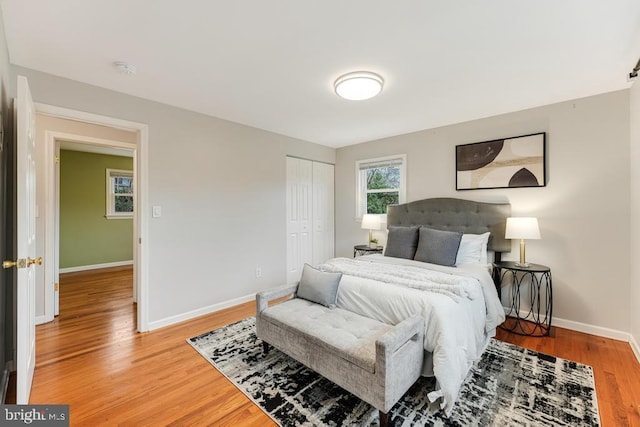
[353,245,383,257]
[493,261,553,337]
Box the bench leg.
[262,341,270,354]
[379,410,388,427]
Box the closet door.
[286,157,312,284]
[312,162,334,265]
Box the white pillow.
[455,232,490,265]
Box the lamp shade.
[361,214,381,230]
[505,217,541,240]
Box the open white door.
[14,75,39,403]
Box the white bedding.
[318,254,505,416]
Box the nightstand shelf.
[353,245,383,257]
[493,261,553,337]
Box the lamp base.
[517,239,529,268]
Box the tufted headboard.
[386,198,511,254]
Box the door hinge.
[54,283,59,291]
[54,156,60,164]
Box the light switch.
[152,206,162,218]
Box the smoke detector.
[114,61,137,75]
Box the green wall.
[60,150,133,269]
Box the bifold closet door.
[286,157,312,284]
[286,157,335,285]
[312,162,334,266]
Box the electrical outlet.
[255,267,262,278]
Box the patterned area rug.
[188,317,600,426]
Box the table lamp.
[361,214,381,247]
[505,217,541,267]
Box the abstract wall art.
[456,132,546,190]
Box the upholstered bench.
[256,283,424,427]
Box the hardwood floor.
[31,266,270,426]
[29,267,640,426]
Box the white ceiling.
[2,1,640,148]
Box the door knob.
[2,260,16,269]
[3,258,27,269]
[27,257,43,267]
[2,257,42,269]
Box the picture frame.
[456,132,546,190]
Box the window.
[106,168,134,219]
[356,155,406,218]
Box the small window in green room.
[356,155,406,219]
[106,168,134,219]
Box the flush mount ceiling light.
[334,71,384,101]
[114,61,137,75]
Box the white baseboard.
[60,260,133,274]
[502,305,629,341]
[552,316,631,342]
[503,305,640,363]
[630,334,640,365]
[35,315,48,326]
[147,293,256,331]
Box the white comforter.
[318,254,505,416]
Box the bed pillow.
[384,226,420,259]
[414,227,463,266]
[455,232,491,265]
[296,264,342,308]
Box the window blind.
[358,158,403,171]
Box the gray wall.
[336,90,632,334]
[0,7,12,97]
[630,80,640,354]
[14,65,334,327]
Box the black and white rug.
[188,317,600,426]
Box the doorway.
[57,140,135,313]
[36,105,150,332]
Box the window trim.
[106,168,134,219]
[355,154,406,220]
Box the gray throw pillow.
[384,226,420,259]
[296,264,342,308]
[414,227,463,267]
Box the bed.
[318,197,510,416]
